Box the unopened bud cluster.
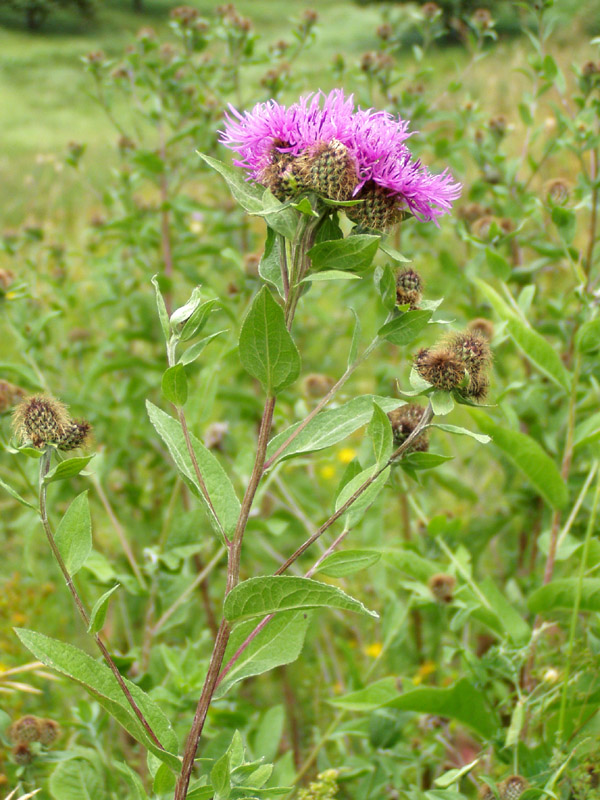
[9,715,61,765]
[415,329,492,400]
[396,268,423,309]
[388,404,429,453]
[428,573,456,603]
[298,769,339,800]
[12,395,91,451]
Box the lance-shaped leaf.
[378,310,432,345]
[470,409,567,509]
[146,401,240,541]
[528,578,600,614]
[239,286,301,394]
[54,491,92,576]
[15,629,180,769]
[308,234,380,272]
[223,576,378,625]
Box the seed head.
[414,348,466,391]
[465,371,490,402]
[0,268,15,292]
[12,742,33,765]
[58,419,92,451]
[387,404,429,452]
[499,776,529,800]
[297,140,359,202]
[422,2,441,20]
[468,317,494,340]
[348,181,404,231]
[489,115,507,136]
[428,573,456,603]
[582,60,600,77]
[9,715,41,743]
[12,395,70,449]
[396,268,423,309]
[170,5,199,25]
[472,8,493,28]
[38,718,61,747]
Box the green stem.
[557,465,600,742]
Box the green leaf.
[528,578,600,614]
[348,308,361,367]
[369,401,393,465]
[266,395,403,464]
[335,465,390,526]
[88,584,120,635]
[505,700,524,748]
[379,241,411,263]
[401,452,453,471]
[146,401,240,542]
[506,316,570,391]
[14,629,180,769]
[430,390,454,416]
[215,610,312,698]
[161,364,188,406]
[374,264,397,311]
[154,763,176,795]
[317,549,381,577]
[470,410,568,509]
[114,762,149,800]
[254,189,299,240]
[44,455,95,484]
[151,275,170,341]
[211,753,231,799]
[198,153,264,215]
[378,310,432,345]
[551,206,576,243]
[485,248,511,280]
[431,424,491,444]
[329,677,398,711]
[576,319,600,354]
[179,330,227,366]
[301,270,361,283]
[180,299,218,342]
[480,578,531,646]
[223,576,378,625]
[238,286,300,394]
[54,491,92,576]
[50,759,104,800]
[259,228,285,297]
[434,759,480,789]
[574,411,600,448]
[308,234,380,273]
[386,678,496,739]
[0,475,38,511]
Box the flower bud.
[347,182,403,231]
[396,268,423,309]
[12,395,70,449]
[428,573,456,603]
[468,317,494,340]
[447,331,492,374]
[13,742,33,765]
[499,776,529,800]
[38,718,61,747]
[9,716,41,743]
[302,373,335,398]
[0,380,27,414]
[544,178,570,206]
[170,5,199,25]
[58,419,92,451]
[387,404,429,452]
[414,348,466,391]
[297,139,359,202]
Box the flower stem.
[38,451,164,750]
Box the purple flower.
[220,89,461,225]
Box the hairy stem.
[38,451,164,750]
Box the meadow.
[1,1,600,799]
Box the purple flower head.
[220,89,461,226]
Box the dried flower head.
[499,776,529,800]
[396,268,423,309]
[582,60,600,77]
[415,348,466,391]
[221,89,460,226]
[471,215,495,239]
[489,115,508,136]
[9,716,41,743]
[38,718,61,747]
[472,8,493,28]
[422,2,441,20]
[387,404,429,452]
[428,573,456,603]
[170,5,199,25]
[468,318,494,340]
[0,268,15,291]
